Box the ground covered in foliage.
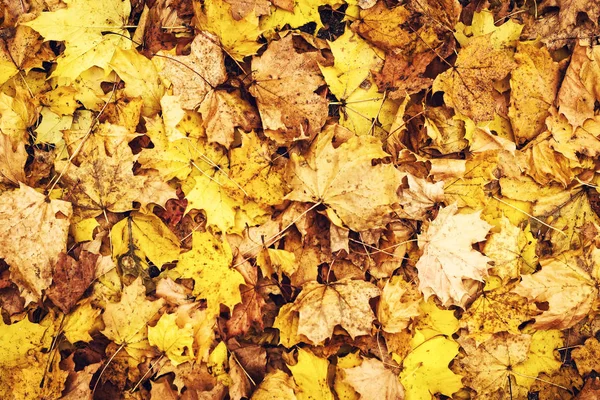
[2,0,600,398]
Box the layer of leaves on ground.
[1,0,600,398]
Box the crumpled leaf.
[0,183,72,303]
[416,203,492,307]
[285,127,403,231]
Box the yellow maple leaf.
[0,315,66,400]
[148,313,194,366]
[63,300,101,344]
[23,0,132,80]
[194,0,264,61]
[288,348,334,400]
[253,370,298,400]
[223,130,286,206]
[285,126,403,231]
[111,212,180,275]
[101,277,165,346]
[400,335,463,400]
[110,47,165,116]
[261,0,342,32]
[169,231,244,317]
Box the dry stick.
[232,201,322,268]
[46,79,119,194]
[92,341,127,395]
[130,354,165,393]
[510,370,571,393]
[491,195,568,237]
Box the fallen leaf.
[416,203,492,307]
[250,35,328,143]
[0,183,72,302]
[343,358,404,400]
[285,127,403,231]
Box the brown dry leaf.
[377,275,421,333]
[343,358,404,400]
[250,34,328,143]
[199,90,260,148]
[0,132,27,186]
[275,278,380,345]
[557,43,600,127]
[225,0,271,19]
[350,3,412,52]
[513,250,598,330]
[433,34,517,122]
[576,378,600,400]
[46,251,97,313]
[0,183,72,302]
[416,203,492,307]
[572,337,600,376]
[226,261,269,337]
[285,127,403,231]
[56,139,149,218]
[459,332,530,398]
[157,31,227,110]
[374,51,435,99]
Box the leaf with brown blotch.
[0,183,72,303]
[416,203,492,308]
[250,34,328,144]
[374,51,435,99]
[46,251,97,314]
